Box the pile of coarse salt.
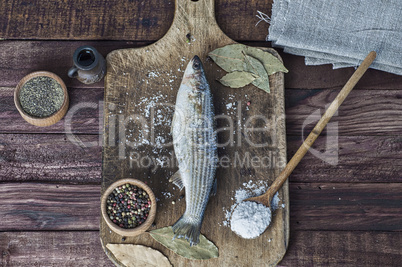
[223,180,284,239]
[230,201,271,239]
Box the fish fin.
[210,178,217,196]
[169,170,184,191]
[172,214,202,246]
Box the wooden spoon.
[242,51,376,222]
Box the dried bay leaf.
[244,54,271,93]
[208,45,245,72]
[243,45,289,75]
[219,71,257,88]
[150,226,219,260]
[106,244,172,267]
[209,44,288,76]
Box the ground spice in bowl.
[106,183,152,229]
[14,71,69,127]
[19,76,65,118]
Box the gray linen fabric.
[268,0,402,75]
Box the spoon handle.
[267,51,377,199]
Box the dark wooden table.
[0,1,401,266]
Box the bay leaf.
[106,244,172,267]
[219,71,257,88]
[243,45,289,75]
[209,44,288,75]
[150,226,219,260]
[244,54,270,93]
[208,45,246,72]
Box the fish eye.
[193,61,200,70]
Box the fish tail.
[172,213,202,246]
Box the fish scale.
[170,55,217,246]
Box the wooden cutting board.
[101,0,289,266]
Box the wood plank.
[1,41,402,90]
[1,183,400,232]
[1,134,400,183]
[0,0,271,41]
[0,231,400,266]
[0,183,100,231]
[285,89,402,135]
[288,135,402,183]
[0,0,174,41]
[216,0,273,41]
[0,41,145,88]
[0,134,101,183]
[290,183,402,232]
[0,231,113,267]
[0,87,103,134]
[280,52,402,90]
[280,231,402,266]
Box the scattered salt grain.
[271,192,280,210]
[230,201,272,239]
[162,191,172,199]
[147,71,159,78]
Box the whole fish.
[170,55,217,246]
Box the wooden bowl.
[101,178,157,237]
[14,71,69,127]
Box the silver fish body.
[170,55,217,246]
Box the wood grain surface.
[1,41,402,90]
[1,231,401,267]
[0,0,271,41]
[0,0,401,266]
[0,183,400,232]
[1,134,400,184]
[2,86,402,135]
[102,0,288,266]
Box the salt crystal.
[148,71,159,78]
